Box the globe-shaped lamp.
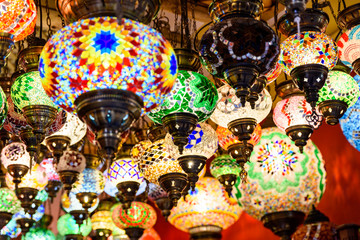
[131,140,153,164]
[148,70,218,154]
[0,86,8,130]
[108,158,144,209]
[91,210,113,239]
[139,139,186,206]
[40,16,177,161]
[279,31,338,107]
[317,70,360,125]
[112,201,157,240]
[338,25,360,75]
[273,95,319,152]
[264,62,282,85]
[24,227,56,240]
[165,122,218,190]
[168,177,242,239]
[0,188,21,229]
[210,155,241,196]
[61,192,99,215]
[57,214,92,238]
[340,96,360,152]
[233,127,326,239]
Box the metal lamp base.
[125,227,145,240]
[178,155,207,191]
[64,234,84,240]
[0,212,12,229]
[247,76,267,109]
[158,172,188,207]
[285,125,313,153]
[318,100,348,126]
[94,229,112,240]
[45,180,62,202]
[15,187,39,210]
[337,3,360,30]
[19,127,38,165]
[116,181,140,210]
[189,225,222,240]
[155,197,173,220]
[353,58,360,77]
[45,135,71,163]
[16,218,35,235]
[262,211,305,240]
[175,48,201,72]
[75,192,98,212]
[7,164,29,188]
[227,118,257,142]
[70,210,88,226]
[58,170,80,194]
[218,174,238,196]
[26,199,42,216]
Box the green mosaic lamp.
[210,154,241,196]
[147,69,218,154]
[317,63,360,125]
[0,187,21,229]
[57,213,92,240]
[233,127,326,240]
[24,227,56,240]
[0,86,7,130]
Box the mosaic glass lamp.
[40,16,177,161]
[264,62,283,85]
[273,95,319,152]
[340,97,360,152]
[56,150,86,193]
[1,142,31,187]
[24,227,56,240]
[0,188,21,229]
[292,206,336,240]
[169,177,242,240]
[165,122,218,190]
[233,127,326,240]
[91,210,113,240]
[131,140,153,164]
[278,10,338,108]
[0,86,7,130]
[40,158,62,201]
[57,213,92,239]
[148,70,218,154]
[148,183,172,219]
[216,125,261,181]
[72,168,105,213]
[108,157,144,209]
[14,204,45,235]
[139,139,187,206]
[61,192,99,216]
[199,0,279,107]
[210,155,241,196]
[317,69,360,125]
[112,201,157,240]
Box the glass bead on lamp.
[340,96,360,152]
[131,140,153,164]
[165,122,218,190]
[148,70,218,154]
[24,227,56,240]
[108,158,144,209]
[40,16,177,161]
[57,213,92,239]
[0,188,21,229]
[317,70,360,125]
[139,139,187,206]
[56,150,86,193]
[264,62,282,85]
[233,127,326,240]
[112,201,157,240]
[1,142,31,188]
[210,155,241,196]
[168,177,242,240]
[40,158,62,201]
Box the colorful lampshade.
[147,70,218,124]
[112,201,157,230]
[168,177,242,232]
[210,155,241,179]
[165,122,218,159]
[35,189,49,202]
[57,213,92,236]
[340,97,360,152]
[11,71,58,110]
[24,227,56,240]
[61,192,99,214]
[318,70,360,107]
[0,86,8,129]
[108,158,144,185]
[56,150,86,173]
[216,125,262,151]
[1,215,21,238]
[264,62,282,84]
[279,31,338,76]
[72,168,105,196]
[15,203,45,221]
[91,210,113,232]
[0,0,37,41]
[233,127,326,220]
[45,112,87,146]
[1,142,31,169]
[40,158,60,182]
[0,188,21,214]
[110,203,127,238]
[6,163,48,191]
[210,84,272,128]
[338,25,360,69]
[39,16,177,113]
[139,139,185,184]
[131,140,153,164]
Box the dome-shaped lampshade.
[108,158,144,186]
[39,17,177,113]
[340,97,360,152]
[279,31,338,76]
[338,25,360,72]
[216,125,262,151]
[317,70,360,125]
[112,201,157,230]
[147,70,218,124]
[0,188,21,214]
[40,158,60,182]
[233,127,326,220]
[1,142,31,169]
[6,163,48,191]
[24,227,56,240]
[0,0,37,41]
[72,168,105,196]
[56,150,86,173]
[211,84,272,128]
[11,71,58,111]
[168,177,242,236]
[91,210,113,238]
[131,140,153,164]
[61,192,99,214]
[57,213,92,237]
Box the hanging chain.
[190,1,197,42]
[180,0,191,49]
[45,0,53,39]
[173,1,180,48]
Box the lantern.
[57,214,92,239]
